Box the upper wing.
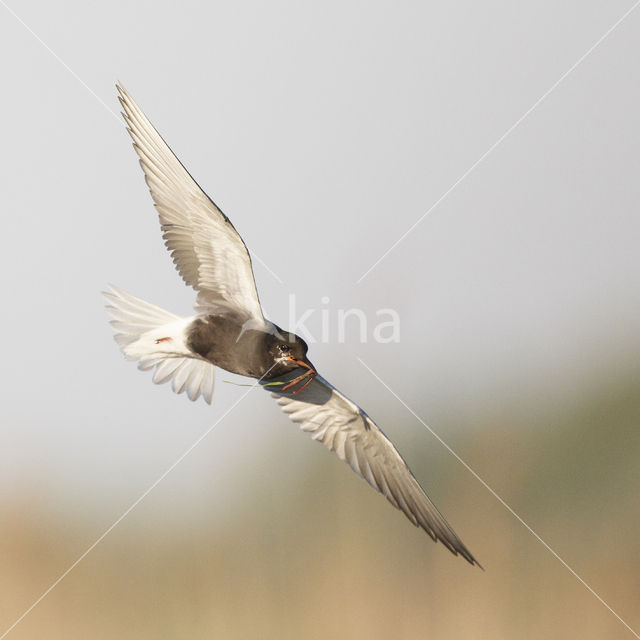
[265,373,479,566]
[117,84,264,320]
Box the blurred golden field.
[2,369,638,639]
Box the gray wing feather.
[117,84,264,320]
[269,374,479,566]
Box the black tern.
[105,85,479,566]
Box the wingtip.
[115,84,138,124]
[428,522,481,568]
[446,543,482,569]
[460,548,483,570]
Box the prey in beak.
[282,355,317,394]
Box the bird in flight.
[105,85,479,567]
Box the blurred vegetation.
[1,371,639,639]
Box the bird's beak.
[287,355,315,373]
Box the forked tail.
[103,285,215,404]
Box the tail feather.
[152,358,183,384]
[103,285,215,404]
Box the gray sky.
[1,1,638,520]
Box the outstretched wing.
[265,373,479,566]
[117,84,263,320]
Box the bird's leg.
[155,336,172,344]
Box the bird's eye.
[278,344,291,354]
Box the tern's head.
[267,330,314,373]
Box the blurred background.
[1,1,639,637]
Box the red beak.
[287,355,315,373]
